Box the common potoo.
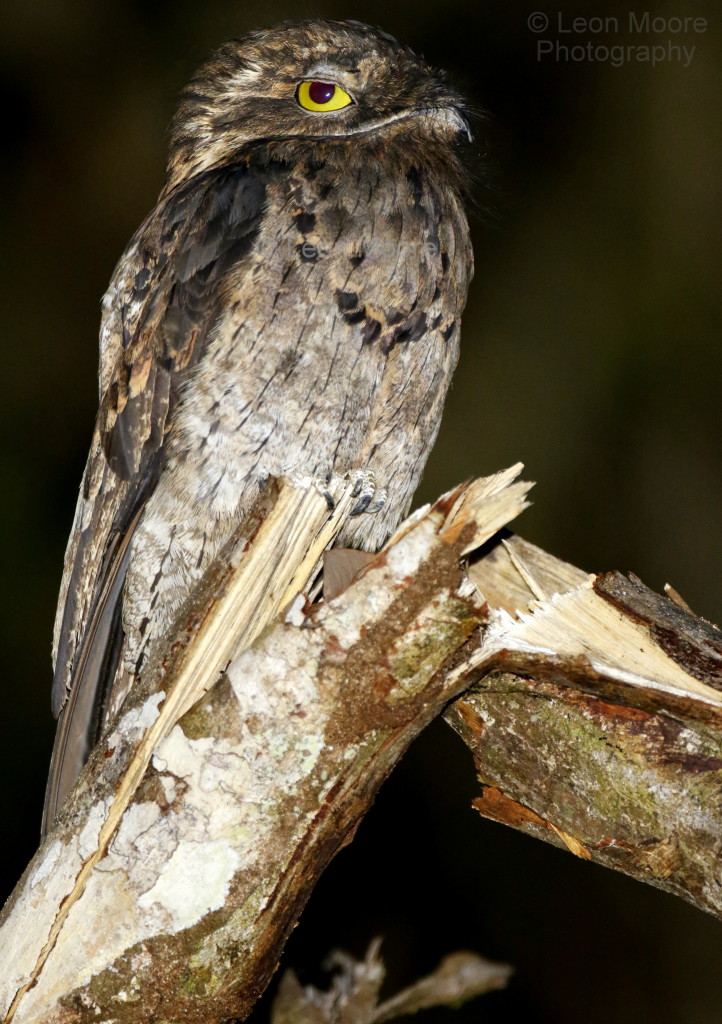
[44,20,473,832]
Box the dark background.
[1,1,721,1020]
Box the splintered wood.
[467,534,722,713]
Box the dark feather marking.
[294,210,316,234]
[335,289,358,311]
[361,318,382,345]
[381,311,428,354]
[134,268,151,293]
[317,323,340,393]
[406,165,423,204]
[304,158,325,180]
[343,307,366,325]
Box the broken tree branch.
[447,536,722,915]
[0,469,529,1024]
[2,466,721,1023]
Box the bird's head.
[166,20,471,191]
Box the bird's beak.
[427,106,473,142]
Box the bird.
[43,19,474,834]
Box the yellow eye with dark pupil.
[297,80,353,112]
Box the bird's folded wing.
[44,161,271,831]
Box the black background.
[1,1,721,1020]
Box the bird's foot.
[349,470,387,517]
[311,470,387,516]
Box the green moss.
[187,883,273,995]
[387,600,477,703]
[468,681,722,868]
[178,962,214,997]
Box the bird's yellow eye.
[296,80,353,112]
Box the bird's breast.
[167,155,468,513]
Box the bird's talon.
[366,489,387,515]
[313,474,341,510]
[348,471,383,517]
[350,494,373,516]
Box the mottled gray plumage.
[44,19,473,832]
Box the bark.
[0,469,529,1024]
[2,467,721,1023]
[447,536,722,915]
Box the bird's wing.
[44,161,268,831]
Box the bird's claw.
[313,470,387,516]
[366,489,387,515]
[313,472,341,511]
[349,470,386,517]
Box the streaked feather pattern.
[44,18,473,832]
